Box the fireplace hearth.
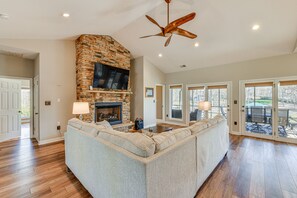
[95,102,122,125]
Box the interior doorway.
[156,84,165,122]
[0,77,32,142]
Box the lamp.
[72,102,90,120]
[198,101,212,119]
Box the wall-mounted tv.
[93,63,130,90]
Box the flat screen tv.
[93,63,130,90]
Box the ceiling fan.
[140,0,197,47]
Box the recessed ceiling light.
[0,13,9,20]
[194,42,199,47]
[252,24,260,31]
[62,13,70,18]
[158,53,163,57]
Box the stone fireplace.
[95,102,122,125]
[75,35,131,123]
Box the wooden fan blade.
[165,0,171,3]
[140,32,163,39]
[165,12,196,33]
[164,35,172,47]
[173,28,197,39]
[145,15,164,32]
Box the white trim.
[230,131,241,135]
[168,83,184,122]
[37,136,64,145]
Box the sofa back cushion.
[188,121,208,134]
[170,128,191,141]
[96,120,112,129]
[152,133,177,153]
[68,118,84,130]
[98,130,156,157]
[151,128,191,153]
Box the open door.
[0,78,21,142]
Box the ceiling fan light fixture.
[194,42,199,47]
[158,53,163,57]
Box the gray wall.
[0,54,34,78]
[166,53,297,132]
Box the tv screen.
[93,63,130,90]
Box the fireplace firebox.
[95,102,122,125]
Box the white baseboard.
[38,136,64,145]
[230,131,241,135]
[145,124,157,128]
[161,120,188,127]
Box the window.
[170,85,183,119]
[188,86,205,122]
[208,85,228,118]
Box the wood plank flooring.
[1,135,297,198]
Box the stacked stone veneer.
[76,35,131,123]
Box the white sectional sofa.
[65,116,229,198]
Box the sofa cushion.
[170,128,191,141]
[96,120,112,129]
[81,123,101,137]
[152,133,177,153]
[188,121,208,134]
[206,118,219,126]
[213,114,225,123]
[68,118,83,130]
[98,130,156,157]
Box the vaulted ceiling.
[1,0,297,73]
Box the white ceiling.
[1,0,297,73]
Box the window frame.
[169,84,184,121]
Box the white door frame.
[239,76,297,144]
[186,81,233,132]
[156,84,165,123]
[33,76,40,140]
[0,75,33,139]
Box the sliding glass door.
[187,82,231,130]
[278,80,297,140]
[241,79,297,143]
[242,82,274,137]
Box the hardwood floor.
[1,135,297,198]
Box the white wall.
[165,53,297,132]
[131,57,165,128]
[143,58,165,127]
[0,54,34,78]
[0,39,76,142]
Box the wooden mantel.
[86,90,133,95]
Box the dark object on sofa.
[135,118,144,130]
[190,109,202,121]
[171,109,182,119]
